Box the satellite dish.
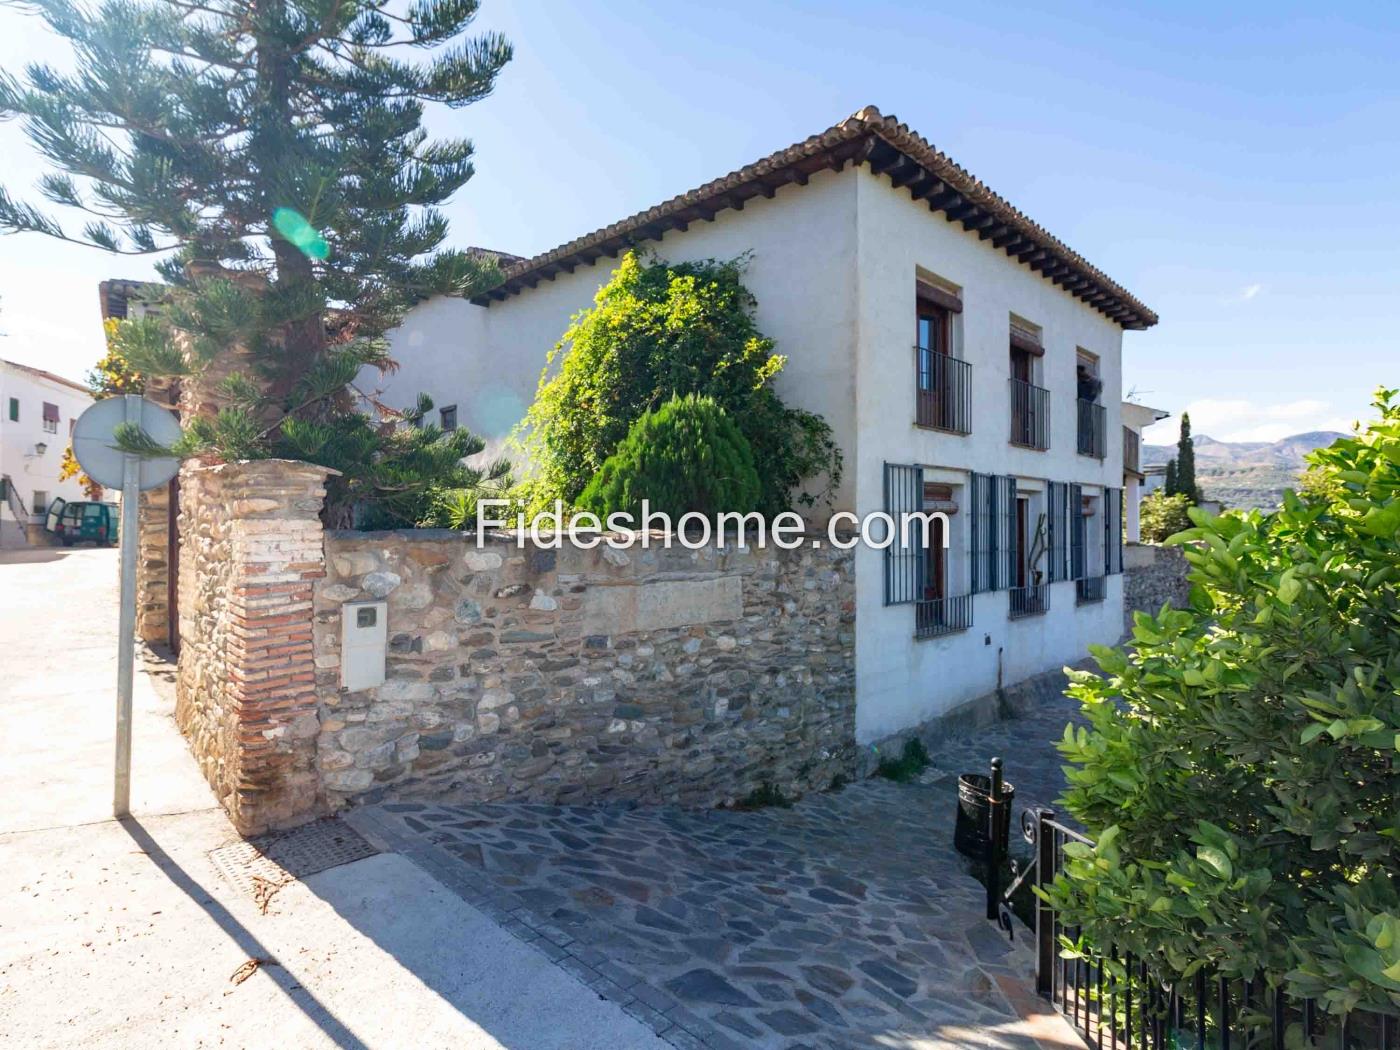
[72,395,182,491]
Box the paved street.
[0,547,664,1049]
[349,689,1089,1050]
[0,544,1086,1050]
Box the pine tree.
[1176,412,1200,503]
[0,0,512,525]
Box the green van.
[45,498,119,547]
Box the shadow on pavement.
[119,817,368,1050]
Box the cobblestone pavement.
[347,691,1092,1050]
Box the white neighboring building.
[1121,401,1170,543]
[117,107,1162,745]
[0,359,97,547]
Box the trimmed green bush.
[519,251,841,515]
[1045,395,1399,1017]
[576,394,761,520]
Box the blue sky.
[1,0,1396,445]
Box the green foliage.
[1138,490,1194,543]
[1043,391,1400,1017]
[519,252,841,515]
[2,0,511,526]
[1166,413,1201,501]
[88,318,145,396]
[414,462,515,530]
[575,394,761,521]
[876,737,930,783]
[731,782,793,810]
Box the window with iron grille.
[883,462,924,606]
[969,472,995,593]
[1045,481,1070,582]
[439,404,458,431]
[1104,486,1123,575]
[1069,483,1086,580]
[1000,476,1018,590]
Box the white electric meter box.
[341,600,388,691]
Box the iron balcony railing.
[1076,575,1106,604]
[1008,379,1050,450]
[1123,425,1140,474]
[1077,399,1107,459]
[978,790,1400,1050]
[915,593,973,638]
[914,348,972,435]
[1009,582,1050,619]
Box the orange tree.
[1046,392,1400,1017]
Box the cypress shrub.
[577,394,761,520]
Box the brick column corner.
[176,458,337,835]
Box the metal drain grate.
[209,819,379,895]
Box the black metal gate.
[978,761,1399,1050]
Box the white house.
[109,107,1160,745]
[0,358,97,547]
[1122,400,1170,543]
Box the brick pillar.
[176,459,337,834]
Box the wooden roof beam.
[944,200,979,222]
[962,213,996,234]
[927,189,962,211]
[980,223,1010,242]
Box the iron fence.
[978,763,1399,1050]
[1123,426,1140,474]
[1078,399,1107,458]
[915,348,973,434]
[1009,582,1050,619]
[916,593,973,638]
[1010,378,1051,450]
[1077,575,1106,604]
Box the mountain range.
[1142,431,1347,509]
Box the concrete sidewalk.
[0,547,663,1049]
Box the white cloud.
[1238,283,1264,301]
[1142,398,1357,445]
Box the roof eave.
[472,108,1157,330]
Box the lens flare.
[272,207,330,260]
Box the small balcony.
[914,348,972,435]
[1075,575,1106,604]
[1077,399,1106,459]
[1009,582,1050,618]
[916,593,973,638]
[1008,379,1050,450]
[1123,425,1140,474]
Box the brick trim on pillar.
[176,459,337,834]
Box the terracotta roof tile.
[475,106,1157,329]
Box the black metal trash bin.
[954,772,1015,860]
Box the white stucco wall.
[849,172,1127,743]
[377,161,1140,745]
[0,362,97,529]
[373,168,862,507]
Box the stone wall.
[312,531,857,811]
[175,460,335,834]
[1122,542,1191,633]
[135,379,179,646]
[136,482,171,646]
